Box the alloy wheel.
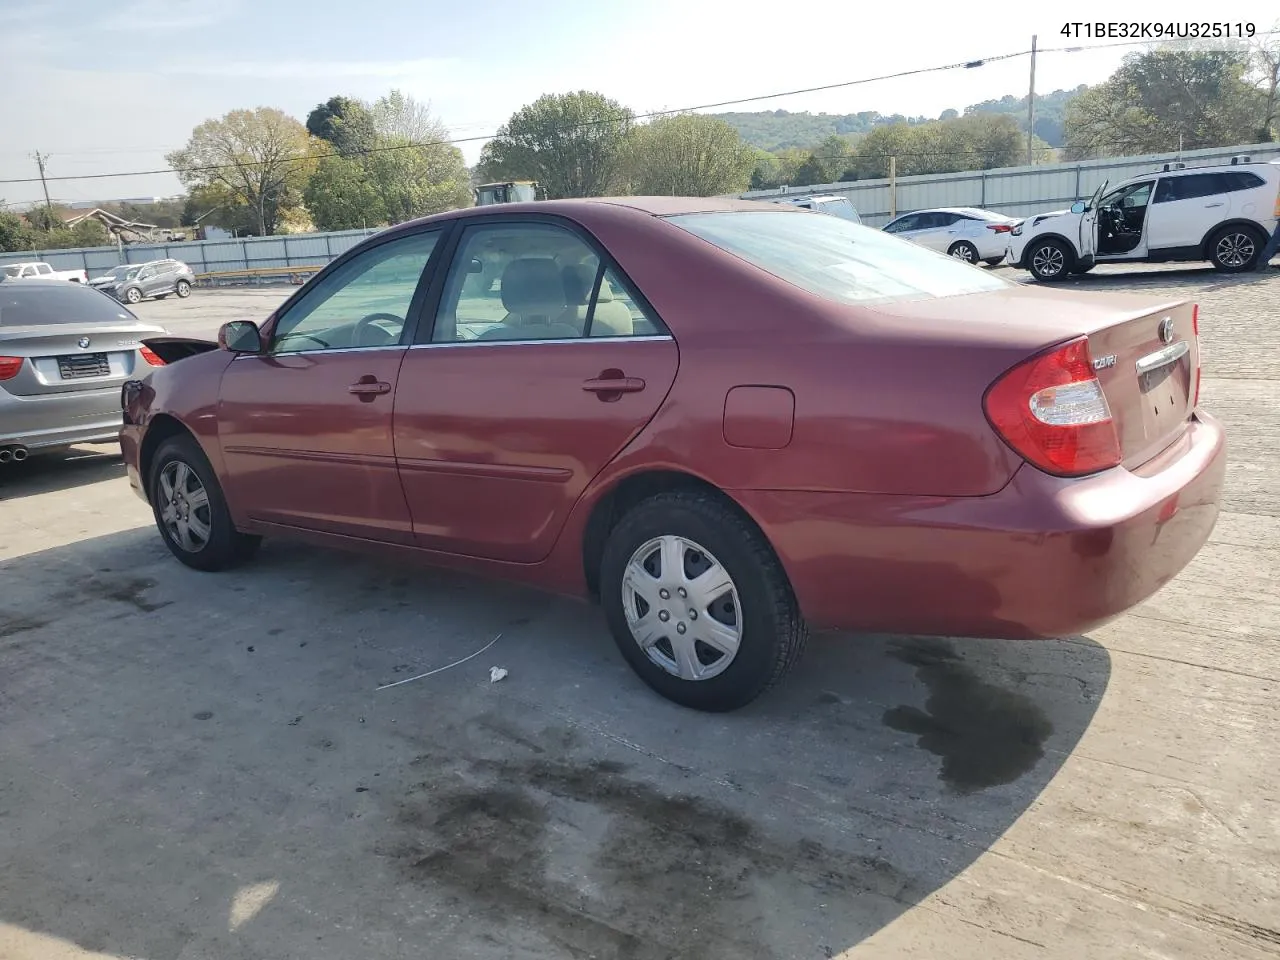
[1216,232,1255,268]
[1031,244,1064,277]
[158,460,212,553]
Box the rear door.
[1147,173,1227,250]
[394,218,679,562]
[218,228,444,543]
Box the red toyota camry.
[120,198,1225,711]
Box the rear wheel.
[149,435,260,572]
[600,492,807,712]
[1209,226,1261,272]
[948,241,979,263]
[176,279,192,298]
[1027,238,1072,282]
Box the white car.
[2,261,88,283]
[881,207,1017,264]
[767,194,862,223]
[1007,157,1280,281]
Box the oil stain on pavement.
[884,639,1054,794]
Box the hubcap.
[158,460,212,553]
[621,535,742,681]
[1216,233,1254,267]
[1031,244,1064,277]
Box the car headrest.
[501,258,565,316]
[561,262,616,305]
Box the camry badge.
[78,336,91,349]
[1158,317,1174,345]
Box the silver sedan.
[0,278,168,462]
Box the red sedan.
[120,198,1225,711]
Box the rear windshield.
[669,210,1011,304]
[0,282,138,326]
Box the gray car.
[90,258,195,304]
[0,278,167,461]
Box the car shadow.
[0,529,1110,959]
[0,445,124,500]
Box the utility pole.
[888,156,897,218]
[31,151,53,213]
[1027,35,1038,166]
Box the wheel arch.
[139,413,199,493]
[580,468,782,601]
[1026,232,1079,258]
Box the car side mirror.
[1070,200,1086,214]
[467,257,484,275]
[219,320,263,354]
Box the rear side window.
[671,210,1011,305]
[0,283,138,326]
[1221,171,1265,191]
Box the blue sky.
[1,0,1276,206]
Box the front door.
[393,219,679,562]
[219,229,444,543]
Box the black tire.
[948,241,980,263]
[124,286,143,304]
[176,279,192,298]
[1026,238,1073,282]
[149,434,260,572]
[983,256,1005,266]
[1208,225,1262,273]
[1070,263,1096,275]
[599,491,807,712]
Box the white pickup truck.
[1,261,89,283]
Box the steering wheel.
[353,312,404,346]
[274,332,330,350]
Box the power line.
[2,31,1275,189]
[0,46,1034,187]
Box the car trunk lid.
[0,323,163,396]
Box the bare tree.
[372,90,446,144]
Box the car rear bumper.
[735,412,1226,639]
[0,386,126,450]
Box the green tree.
[624,114,756,196]
[304,155,386,230]
[366,136,472,223]
[1064,47,1264,158]
[166,108,317,235]
[306,95,377,157]
[484,91,633,199]
[180,183,258,234]
[0,207,36,252]
[70,218,108,247]
[24,205,64,232]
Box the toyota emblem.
[1158,317,1174,345]
[78,336,92,349]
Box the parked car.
[2,261,88,283]
[119,197,1224,711]
[1008,157,1280,281]
[0,278,167,461]
[882,207,1017,264]
[767,194,862,223]
[90,259,195,304]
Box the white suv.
[1007,157,1280,281]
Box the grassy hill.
[711,87,1085,153]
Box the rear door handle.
[582,377,645,394]
[349,379,391,399]
[1204,202,1225,208]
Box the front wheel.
[176,279,192,298]
[1209,226,1261,272]
[150,435,260,572]
[1027,238,1073,282]
[600,492,807,712]
[948,241,979,263]
[124,286,143,304]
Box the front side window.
[1102,181,1153,209]
[671,210,1011,305]
[432,222,625,343]
[35,264,53,275]
[270,230,439,353]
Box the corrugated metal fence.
[0,227,379,279]
[738,141,1280,227]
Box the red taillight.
[984,336,1121,477]
[1191,304,1201,409]
[987,224,1013,233]
[0,356,22,381]
[139,345,165,366]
